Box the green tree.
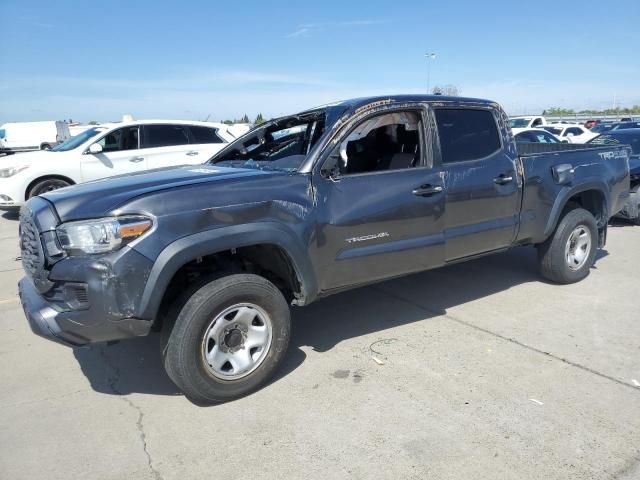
[88,120,98,125]
[254,113,265,125]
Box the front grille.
[19,211,44,280]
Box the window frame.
[140,124,191,149]
[431,106,504,166]
[316,105,432,179]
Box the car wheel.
[27,178,71,198]
[537,207,598,284]
[162,274,291,404]
[40,144,51,150]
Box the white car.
[0,121,71,153]
[0,120,234,209]
[539,124,598,143]
[509,115,547,129]
[512,128,561,143]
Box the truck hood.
[42,164,282,221]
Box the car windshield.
[590,124,613,133]
[509,118,531,128]
[589,133,640,155]
[210,110,326,172]
[52,127,105,151]
[541,126,563,135]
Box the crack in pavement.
[370,286,640,393]
[99,346,164,480]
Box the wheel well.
[155,244,302,329]
[25,175,75,199]
[563,189,606,227]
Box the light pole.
[425,52,436,94]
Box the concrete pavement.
[0,211,638,480]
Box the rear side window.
[142,125,190,148]
[434,109,501,163]
[188,126,224,144]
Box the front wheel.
[162,274,291,404]
[27,178,71,198]
[537,208,598,284]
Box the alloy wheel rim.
[565,225,591,271]
[201,303,273,380]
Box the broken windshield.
[210,110,327,172]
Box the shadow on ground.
[73,245,608,399]
[2,211,19,221]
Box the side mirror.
[88,143,103,154]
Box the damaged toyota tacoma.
[18,95,631,404]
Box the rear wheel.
[162,274,291,404]
[537,208,598,284]
[27,178,71,198]
[630,185,640,226]
[40,143,51,150]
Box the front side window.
[323,111,423,176]
[142,125,190,148]
[434,108,501,163]
[189,126,224,144]
[96,126,139,152]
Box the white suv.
[0,120,235,209]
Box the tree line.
[543,106,640,116]
[221,113,266,125]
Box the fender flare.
[543,180,610,238]
[136,222,318,319]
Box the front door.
[313,108,446,292]
[81,126,146,181]
[433,107,521,261]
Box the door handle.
[493,174,514,185]
[129,156,144,163]
[186,151,199,156]
[412,185,443,197]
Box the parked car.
[584,119,600,129]
[0,121,71,153]
[509,115,547,129]
[588,129,640,224]
[539,124,598,143]
[513,128,561,143]
[18,95,630,403]
[0,120,235,209]
[595,121,640,133]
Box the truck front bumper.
[19,277,153,347]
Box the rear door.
[141,124,195,169]
[184,125,229,163]
[433,107,521,261]
[80,126,146,181]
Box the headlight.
[56,216,152,255]
[0,165,29,178]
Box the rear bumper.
[19,277,153,347]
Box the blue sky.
[1,0,638,123]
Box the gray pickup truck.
[18,95,631,404]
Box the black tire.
[537,208,598,284]
[162,274,291,404]
[40,143,51,150]
[27,178,71,198]
[631,185,640,226]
